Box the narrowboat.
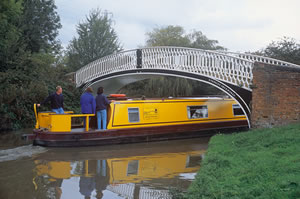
[28,95,248,147]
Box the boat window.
[128,108,140,123]
[233,104,245,116]
[127,160,139,176]
[187,106,208,119]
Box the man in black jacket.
[37,86,64,114]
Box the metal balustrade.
[224,51,300,68]
[75,47,300,90]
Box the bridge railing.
[224,52,300,68]
[141,47,254,89]
[76,47,256,90]
[75,47,300,90]
[76,49,137,87]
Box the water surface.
[0,137,209,199]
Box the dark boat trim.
[32,120,248,147]
[112,116,246,127]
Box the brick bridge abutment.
[251,63,300,128]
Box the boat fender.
[109,94,126,97]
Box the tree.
[188,30,226,50]
[21,0,62,53]
[0,0,24,72]
[146,26,190,47]
[0,52,82,131]
[0,0,62,72]
[0,0,80,131]
[67,9,122,71]
[119,77,193,97]
[262,37,300,65]
[119,76,224,98]
[145,25,226,50]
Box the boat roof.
[109,95,233,103]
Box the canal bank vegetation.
[0,0,80,130]
[183,123,300,199]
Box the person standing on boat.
[37,86,64,114]
[80,87,96,114]
[95,87,110,130]
[80,87,96,128]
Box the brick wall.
[251,63,300,128]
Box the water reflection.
[34,152,204,198]
[0,137,209,199]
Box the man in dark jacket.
[37,86,64,114]
[95,87,110,130]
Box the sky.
[55,0,300,52]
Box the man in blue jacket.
[80,87,96,129]
[80,87,96,114]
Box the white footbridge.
[75,46,300,126]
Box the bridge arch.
[83,69,252,126]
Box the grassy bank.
[185,123,300,199]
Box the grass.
[184,123,300,199]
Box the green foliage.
[67,9,122,71]
[0,0,62,72]
[21,0,62,53]
[188,30,226,50]
[0,53,81,131]
[145,77,193,97]
[0,0,24,72]
[145,25,226,50]
[119,77,192,98]
[0,0,80,131]
[0,69,48,130]
[146,26,191,47]
[118,77,224,98]
[186,123,300,199]
[262,37,300,65]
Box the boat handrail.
[34,104,39,129]
[34,103,95,132]
[70,114,95,132]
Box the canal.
[0,135,209,199]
